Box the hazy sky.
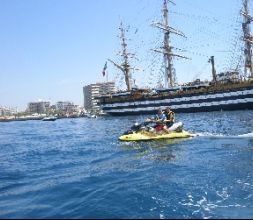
[0,0,249,111]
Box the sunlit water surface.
[0,111,253,219]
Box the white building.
[0,106,17,116]
[56,101,76,112]
[83,82,116,111]
[27,101,50,114]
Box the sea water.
[0,110,253,219]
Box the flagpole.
[102,61,108,82]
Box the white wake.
[192,132,253,139]
[237,132,253,138]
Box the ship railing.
[99,80,253,104]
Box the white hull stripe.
[105,98,253,113]
[102,89,253,108]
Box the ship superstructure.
[107,22,139,92]
[242,0,253,79]
[152,0,189,88]
[97,0,253,116]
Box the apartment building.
[83,82,115,111]
[27,101,50,114]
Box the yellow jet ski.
[119,130,193,141]
[119,121,194,141]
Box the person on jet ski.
[160,106,175,133]
[164,106,175,127]
[146,109,167,133]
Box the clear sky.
[0,0,250,111]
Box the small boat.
[119,121,194,141]
[85,113,97,118]
[42,116,57,121]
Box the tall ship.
[97,0,253,116]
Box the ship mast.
[108,22,135,91]
[241,0,253,78]
[152,0,189,88]
[208,56,217,83]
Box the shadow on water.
[119,137,191,162]
[118,127,253,163]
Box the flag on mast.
[102,61,107,77]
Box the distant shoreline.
[0,114,104,122]
[0,115,82,122]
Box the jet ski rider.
[146,107,175,133]
[146,109,167,133]
[163,106,175,129]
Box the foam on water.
[193,132,253,139]
[238,132,253,137]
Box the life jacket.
[165,111,175,123]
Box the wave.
[237,132,253,138]
[193,132,253,139]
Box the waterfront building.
[83,82,116,111]
[56,101,76,112]
[27,101,50,114]
[0,106,17,116]
[55,101,84,117]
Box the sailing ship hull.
[97,1,253,117]
[99,85,253,116]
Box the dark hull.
[107,102,253,116]
[100,85,253,116]
[42,118,57,121]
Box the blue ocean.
[0,111,253,219]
